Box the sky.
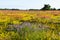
[0,0,60,9]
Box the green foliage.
[0,32,20,40]
[41,4,51,10]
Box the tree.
[51,8,56,10]
[58,9,60,10]
[29,9,40,11]
[41,4,51,10]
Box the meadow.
[0,10,60,40]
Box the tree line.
[0,8,20,10]
[0,4,60,10]
[29,4,60,10]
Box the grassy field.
[0,10,60,40]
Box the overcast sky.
[0,0,60,9]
